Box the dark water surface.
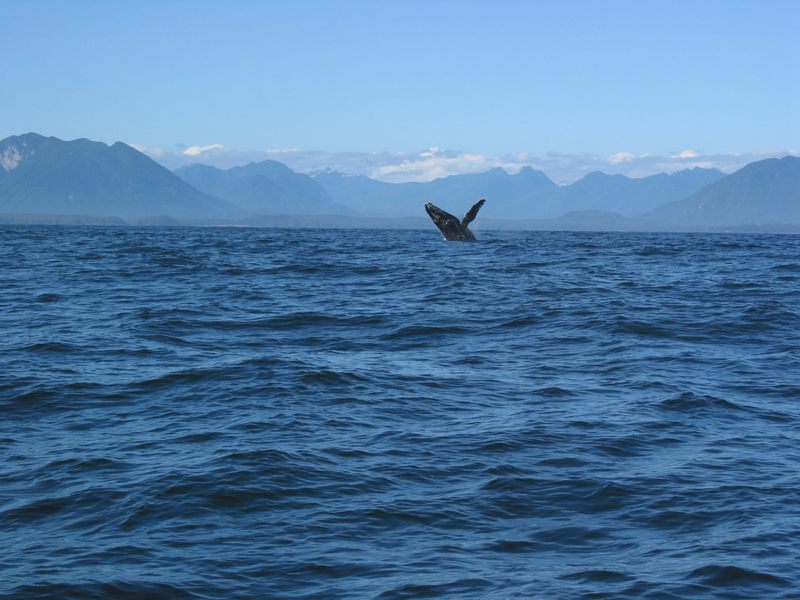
[1,226,799,599]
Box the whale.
[425,199,485,241]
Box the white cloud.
[419,146,443,159]
[130,143,169,157]
[183,144,226,157]
[371,150,520,183]
[132,142,798,184]
[608,151,653,165]
[608,151,637,164]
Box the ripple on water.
[1,228,799,599]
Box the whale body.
[425,199,485,241]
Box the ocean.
[1,225,799,599]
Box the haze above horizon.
[2,0,798,182]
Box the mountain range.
[0,133,234,220]
[1,133,798,230]
[647,156,800,227]
[174,161,348,215]
[312,167,557,218]
[313,166,725,219]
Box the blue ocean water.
[1,225,799,599]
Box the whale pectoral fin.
[461,198,486,226]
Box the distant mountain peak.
[175,159,350,216]
[647,154,800,227]
[0,132,237,220]
[582,170,626,181]
[478,166,505,176]
[515,165,555,184]
[3,132,49,145]
[0,133,47,172]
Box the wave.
[2,227,799,598]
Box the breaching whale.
[425,199,486,241]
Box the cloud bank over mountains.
[133,143,800,185]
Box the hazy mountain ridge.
[0,133,798,230]
[0,133,236,219]
[537,168,725,217]
[314,165,724,219]
[648,156,800,227]
[313,166,558,218]
[175,161,350,216]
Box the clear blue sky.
[2,0,798,155]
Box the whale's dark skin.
[425,199,486,241]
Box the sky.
[2,0,799,182]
